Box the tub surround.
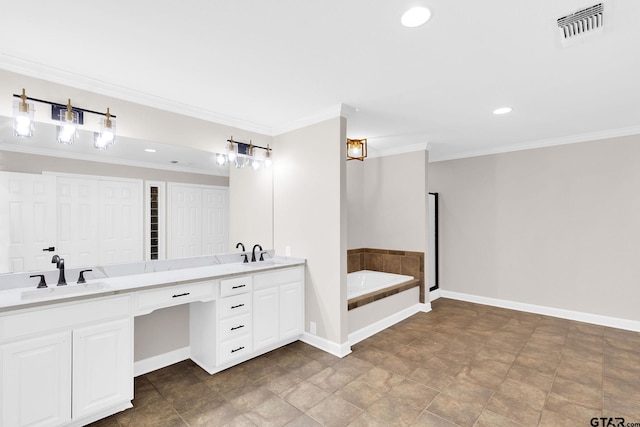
[347,248,425,302]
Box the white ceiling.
[1,0,639,161]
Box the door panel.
[0,172,56,273]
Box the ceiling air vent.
[557,3,603,42]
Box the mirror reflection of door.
[0,172,57,273]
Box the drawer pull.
[230,325,245,331]
[172,292,191,298]
[231,346,245,353]
[232,284,246,289]
[231,303,245,309]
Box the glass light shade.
[93,132,110,150]
[346,138,367,161]
[251,158,261,170]
[264,156,272,168]
[227,141,237,161]
[99,115,116,146]
[216,153,227,166]
[12,99,35,138]
[57,108,78,144]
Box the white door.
[72,318,133,418]
[168,184,202,258]
[57,177,99,268]
[202,188,229,255]
[98,179,143,265]
[1,332,72,427]
[253,287,279,350]
[0,172,57,273]
[279,282,304,339]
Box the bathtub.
[347,270,414,299]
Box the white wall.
[229,165,273,251]
[346,160,366,249]
[428,135,640,322]
[273,117,348,347]
[360,151,428,253]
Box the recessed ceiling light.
[145,148,157,153]
[493,107,512,115]
[401,7,431,27]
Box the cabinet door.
[72,318,133,419]
[1,332,72,427]
[280,282,304,339]
[253,287,279,350]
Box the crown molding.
[272,104,345,136]
[430,125,640,162]
[0,54,273,136]
[367,142,429,159]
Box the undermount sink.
[240,259,278,269]
[21,282,110,300]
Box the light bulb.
[252,158,261,170]
[216,153,227,166]
[264,157,272,168]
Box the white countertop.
[0,257,305,313]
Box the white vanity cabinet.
[253,267,304,352]
[190,265,304,374]
[0,295,133,427]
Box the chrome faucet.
[251,244,263,262]
[51,255,67,286]
[236,242,248,263]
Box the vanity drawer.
[219,293,251,318]
[219,313,252,342]
[219,334,252,364]
[220,276,252,297]
[135,281,216,316]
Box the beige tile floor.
[90,298,640,426]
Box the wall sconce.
[347,138,367,161]
[216,137,273,171]
[11,88,117,150]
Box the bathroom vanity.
[0,257,305,427]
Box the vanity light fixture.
[11,88,116,149]
[346,138,368,161]
[12,88,35,138]
[217,137,273,171]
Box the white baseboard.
[348,302,432,347]
[440,290,640,332]
[134,346,191,377]
[429,288,441,302]
[300,333,352,358]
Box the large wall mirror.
[0,113,260,275]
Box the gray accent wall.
[428,135,640,322]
